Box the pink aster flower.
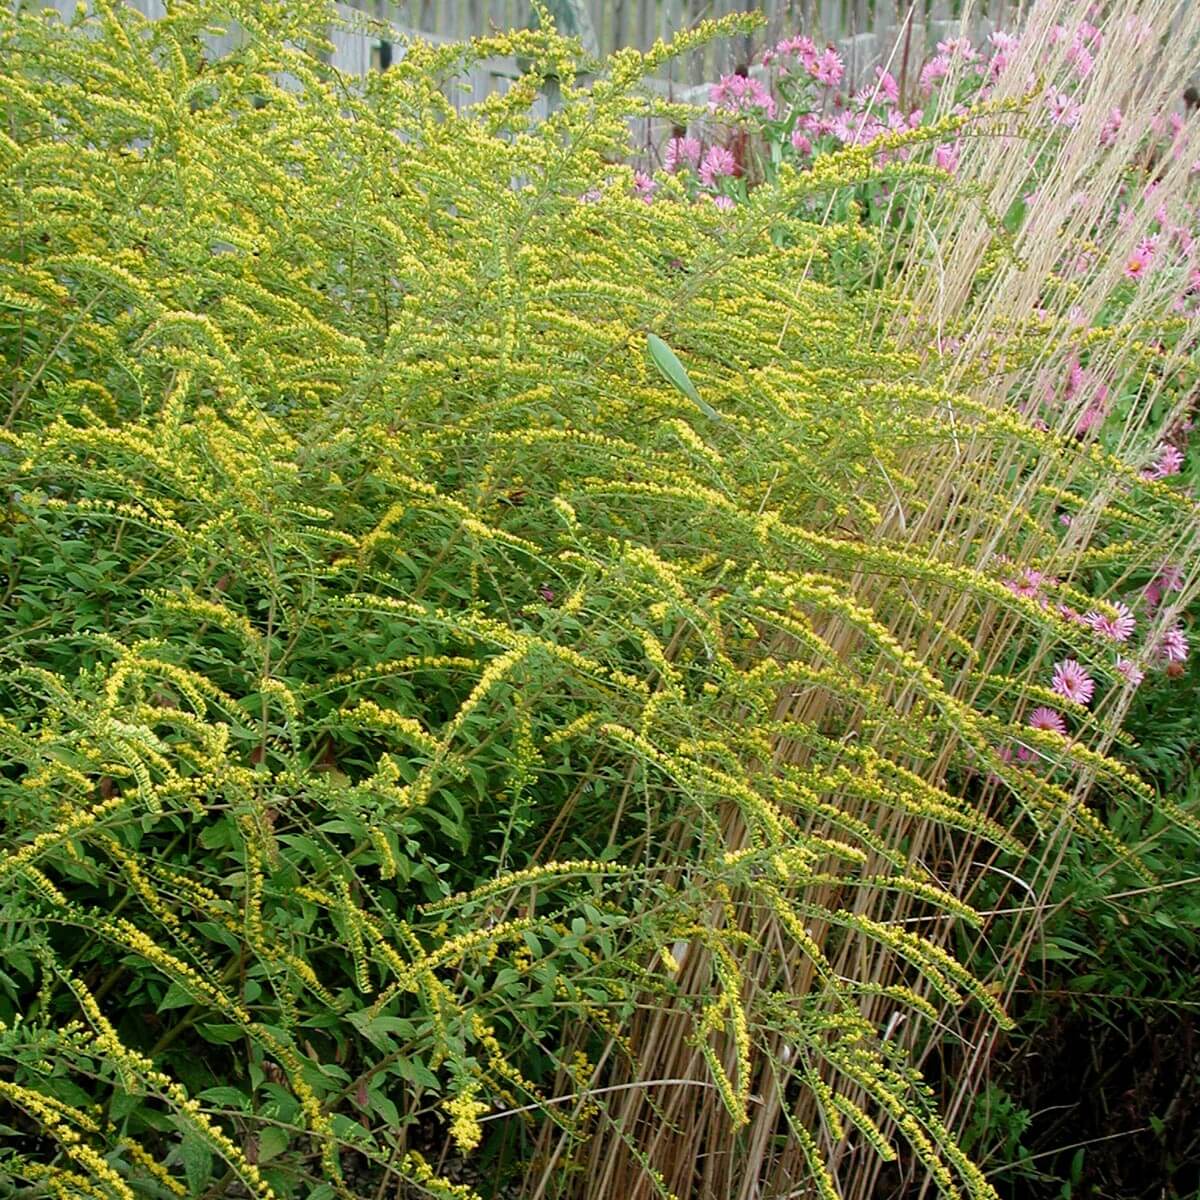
[1115,657,1145,687]
[854,116,889,147]
[698,144,737,187]
[1145,443,1186,479]
[1124,249,1151,280]
[919,54,951,94]
[1155,623,1189,663]
[874,67,899,104]
[1156,564,1186,592]
[790,130,812,155]
[632,171,657,202]
[708,193,736,211]
[708,74,740,108]
[746,77,776,116]
[829,111,857,144]
[1028,707,1068,734]
[934,142,961,173]
[1052,658,1095,705]
[1045,88,1082,127]
[1005,567,1046,599]
[812,47,844,87]
[664,135,701,173]
[1069,44,1094,78]
[988,51,1012,79]
[1085,600,1136,642]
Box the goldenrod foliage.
[0,3,1196,1198]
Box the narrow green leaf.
[646,333,721,421]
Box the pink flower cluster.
[709,73,776,119]
[1141,442,1186,480]
[699,145,737,187]
[664,135,701,173]
[995,546,1192,758]
[763,34,844,88]
[1050,19,1103,79]
[663,135,738,192]
[987,30,1019,78]
[660,5,1200,348]
[762,33,816,68]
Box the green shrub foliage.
[0,3,1194,1198]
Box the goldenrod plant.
[0,2,1197,1198]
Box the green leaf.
[197,1022,245,1044]
[646,333,720,421]
[257,1125,289,1163]
[108,1088,140,1122]
[367,1086,400,1125]
[330,1112,372,1143]
[347,1010,409,1052]
[197,1086,251,1109]
[179,1130,213,1195]
[158,981,195,1011]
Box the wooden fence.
[367,0,1018,88]
[22,0,1016,103]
